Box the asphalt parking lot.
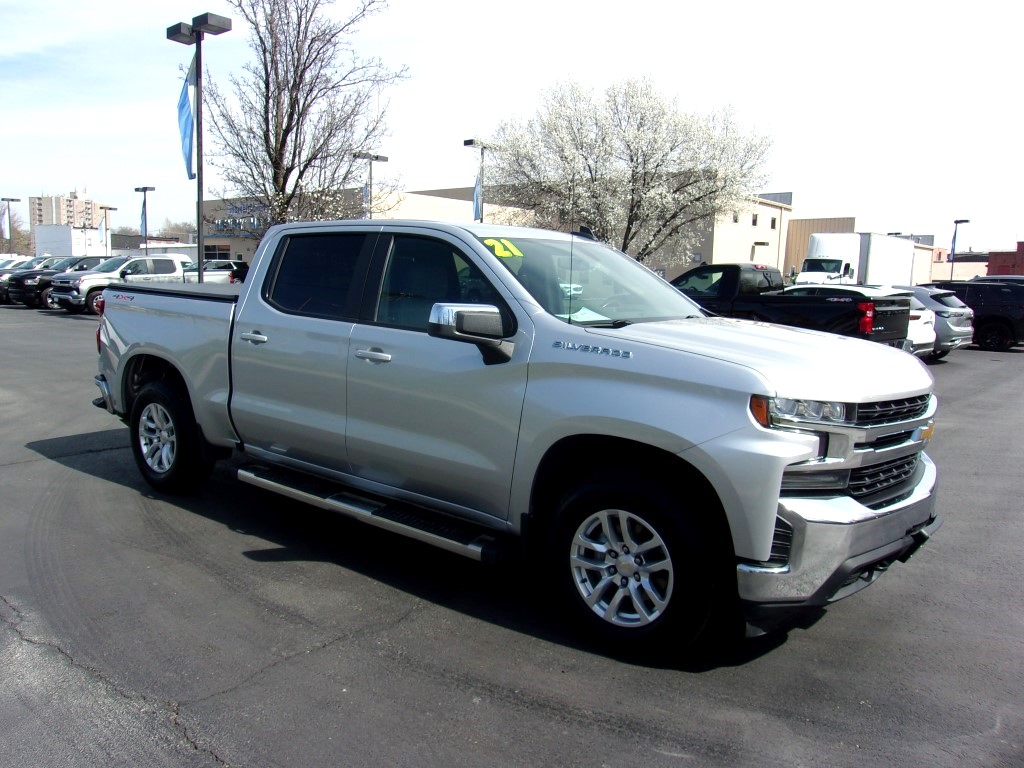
[1,305,1021,768]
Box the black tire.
[928,350,949,361]
[129,381,214,493]
[85,289,104,315]
[550,477,730,651]
[975,322,1012,351]
[41,287,59,310]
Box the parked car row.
[0,255,249,315]
[672,263,1024,359]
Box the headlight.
[72,278,83,288]
[750,395,847,427]
[772,398,846,423]
[25,277,40,286]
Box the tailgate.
[869,297,911,343]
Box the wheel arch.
[525,434,734,561]
[121,352,190,419]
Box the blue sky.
[1,0,1020,253]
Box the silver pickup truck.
[93,220,941,651]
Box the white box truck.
[795,232,915,286]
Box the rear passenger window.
[266,233,367,320]
[152,260,175,275]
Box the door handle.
[355,348,392,363]
[240,331,269,344]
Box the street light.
[100,205,117,257]
[464,138,488,223]
[168,12,232,283]
[1,197,19,253]
[134,187,155,248]
[950,219,970,280]
[353,151,388,219]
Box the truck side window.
[738,271,771,296]
[266,233,366,320]
[676,268,725,298]
[152,259,175,275]
[377,236,461,330]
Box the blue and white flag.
[98,212,107,244]
[177,53,197,180]
[140,199,148,239]
[0,202,9,241]
[472,175,482,221]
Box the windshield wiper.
[582,319,633,328]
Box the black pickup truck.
[671,263,910,345]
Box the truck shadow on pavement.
[27,428,816,671]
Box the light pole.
[2,197,20,253]
[100,205,117,257]
[134,187,155,251]
[464,139,487,223]
[950,219,969,280]
[168,12,232,283]
[353,151,388,219]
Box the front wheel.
[41,287,59,310]
[129,381,214,493]
[551,479,729,651]
[85,289,104,315]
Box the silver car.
[898,285,974,359]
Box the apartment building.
[28,191,105,230]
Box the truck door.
[345,231,530,522]
[230,231,375,475]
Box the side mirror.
[428,303,514,364]
[119,269,129,279]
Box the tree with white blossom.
[487,79,771,264]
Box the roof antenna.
[573,225,596,240]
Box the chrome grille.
[853,395,930,426]
[767,517,794,565]
[849,455,920,498]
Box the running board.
[237,463,504,563]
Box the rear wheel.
[975,322,1012,351]
[130,381,214,493]
[551,477,730,651]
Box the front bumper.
[51,289,86,307]
[738,453,939,635]
[7,286,43,305]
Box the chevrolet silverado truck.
[93,221,941,650]
[672,263,911,346]
[52,254,193,314]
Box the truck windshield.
[803,258,843,273]
[477,234,704,325]
[93,257,132,273]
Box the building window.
[752,214,758,226]
[771,217,777,230]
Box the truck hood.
[52,269,115,281]
[588,316,933,401]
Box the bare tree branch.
[206,0,406,233]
